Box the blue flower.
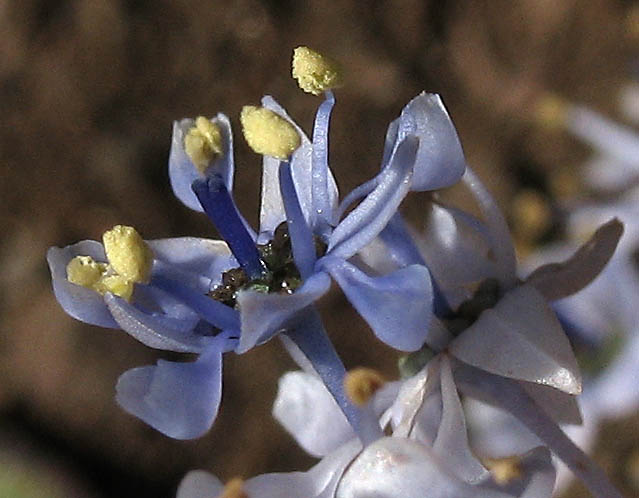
[47,235,241,439]
[172,92,467,355]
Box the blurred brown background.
[0,0,637,496]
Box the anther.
[184,116,223,173]
[220,477,248,498]
[292,46,343,95]
[240,106,301,159]
[484,456,523,486]
[344,367,386,406]
[102,225,153,284]
[535,93,568,130]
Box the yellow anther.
[220,477,248,498]
[66,255,108,287]
[292,46,343,95]
[102,225,153,284]
[511,189,551,242]
[95,273,135,301]
[484,456,523,486]
[344,367,386,406]
[535,93,568,130]
[240,106,301,159]
[66,256,135,301]
[184,116,223,174]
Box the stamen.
[220,477,248,498]
[292,46,343,96]
[66,255,107,287]
[278,161,317,279]
[183,116,223,173]
[95,274,134,302]
[102,225,153,284]
[344,367,385,406]
[311,90,335,232]
[240,106,300,159]
[66,255,134,301]
[535,93,568,130]
[192,176,266,279]
[484,456,523,485]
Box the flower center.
[208,222,327,308]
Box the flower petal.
[47,241,118,328]
[168,114,234,212]
[435,356,488,483]
[235,271,331,353]
[273,371,354,457]
[115,344,223,439]
[526,218,623,301]
[105,293,209,353]
[336,437,505,498]
[450,284,582,394]
[147,237,235,283]
[395,92,466,191]
[328,136,418,261]
[177,471,224,498]
[321,258,432,352]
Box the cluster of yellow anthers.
[184,46,342,165]
[66,226,153,301]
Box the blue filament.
[192,176,266,279]
[278,162,317,280]
[311,90,335,232]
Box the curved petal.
[328,136,418,261]
[435,356,488,483]
[105,293,209,353]
[419,203,498,306]
[321,258,432,352]
[273,371,354,457]
[177,471,224,498]
[526,218,623,301]
[168,114,234,212]
[47,241,118,328]
[450,284,581,394]
[115,344,223,439]
[147,237,235,283]
[336,437,509,498]
[235,271,331,353]
[395,92,466,191]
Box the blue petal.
[395,92,466,191]
[235,271,331,353]
[328,136,419,261]
[320,257,432,351]
[47,241,118,328]
[105,293,210,353]
[115,343,224,439]
[168,114,234,212]
[147,237,235,283]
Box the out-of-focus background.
[1,1,637,496]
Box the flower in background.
[177,357,556,498]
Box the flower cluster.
[48,48,626,497]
